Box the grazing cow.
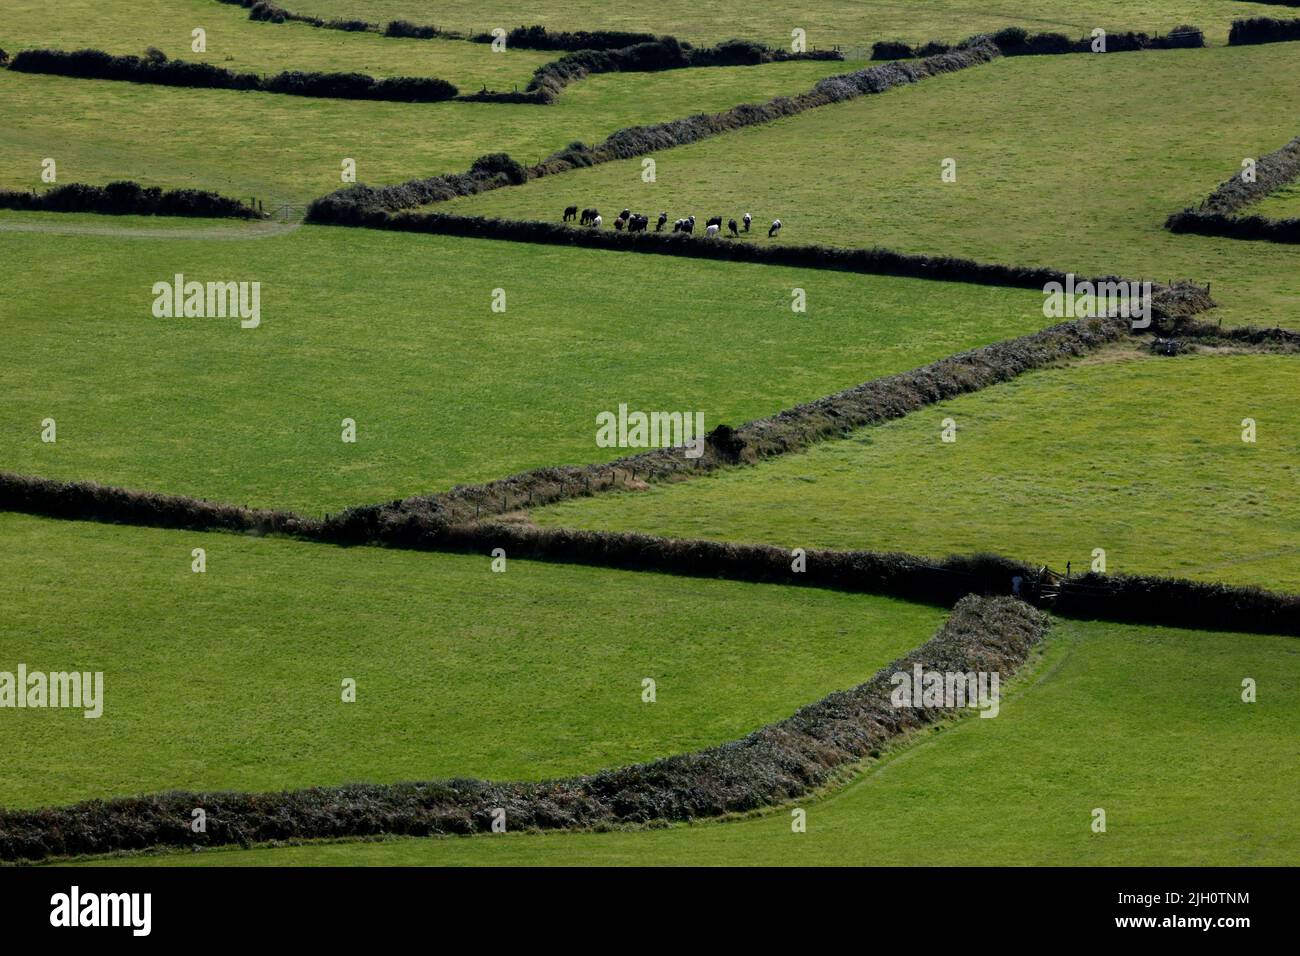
[706,215,723,230]
[743,213,752,232]
[768,218,782,238]
[614,216,625,231]
[619,208,631,222]
[591,214,602,228]
[563,205,578,222]
[705,223,720,238]
[728,218,739,237]
[656,212,668,231]
[629,214,649,232]
[581,207,599,226]
[682,216,695,234]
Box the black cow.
[706,215,723,231]
[580,207,599,226]
[728,218,739,237]
[628,214,649,232]
[656,212,668,232]
[563,205,578,222]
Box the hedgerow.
[874,25,1204,59]
[6,47,458,101]
[0,181,261,218]
[0,596,1050,862]
[1229,16,1300,44]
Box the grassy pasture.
[87,618,1300,865]
[448,43,1300,327]
[288,0,1286,47]
[0,0,553,90]
[534,352,1300,594]
[0,512,945,808]
[0,59,853,206]
[0,217,1050,514]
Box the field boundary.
[0,597,1047,863]
[1165,133,1300,242]
[0,180,262,219]
[872,24,1204,60]
[5,47,461,102]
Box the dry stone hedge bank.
[306,41,1003,223]
[0,596,1048,862]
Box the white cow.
[592,214,603,228]
[705,223,720,238]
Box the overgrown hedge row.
[471,25,661,51]
[0,472,312,536]
[307,42,1002,221]
[0,596,1050,862]
[1164,134,1300,241]
[4,466,1295,638]
[1229,16,1300,44]
[6,47,459,101]
[306,154,528,223]
[216,0,375,32]
[0,181,261,218]
[873,25,1203,60]
[525,37,842,103]
[1166,210,1300,242]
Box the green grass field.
[1,0,554,90]
[534,352,1300,593]
[0,512,945,808]
[0,215,1049,514]
[449,43,1300,327]
[0,58,852,205]
[289,0,1286,47]
[87,617,1300,865]
[5,0,1298,872]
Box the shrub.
[385,19,439,39]
[1229,16,1300,44]
[871,39,915,60]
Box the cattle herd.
[563,205,781,238]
